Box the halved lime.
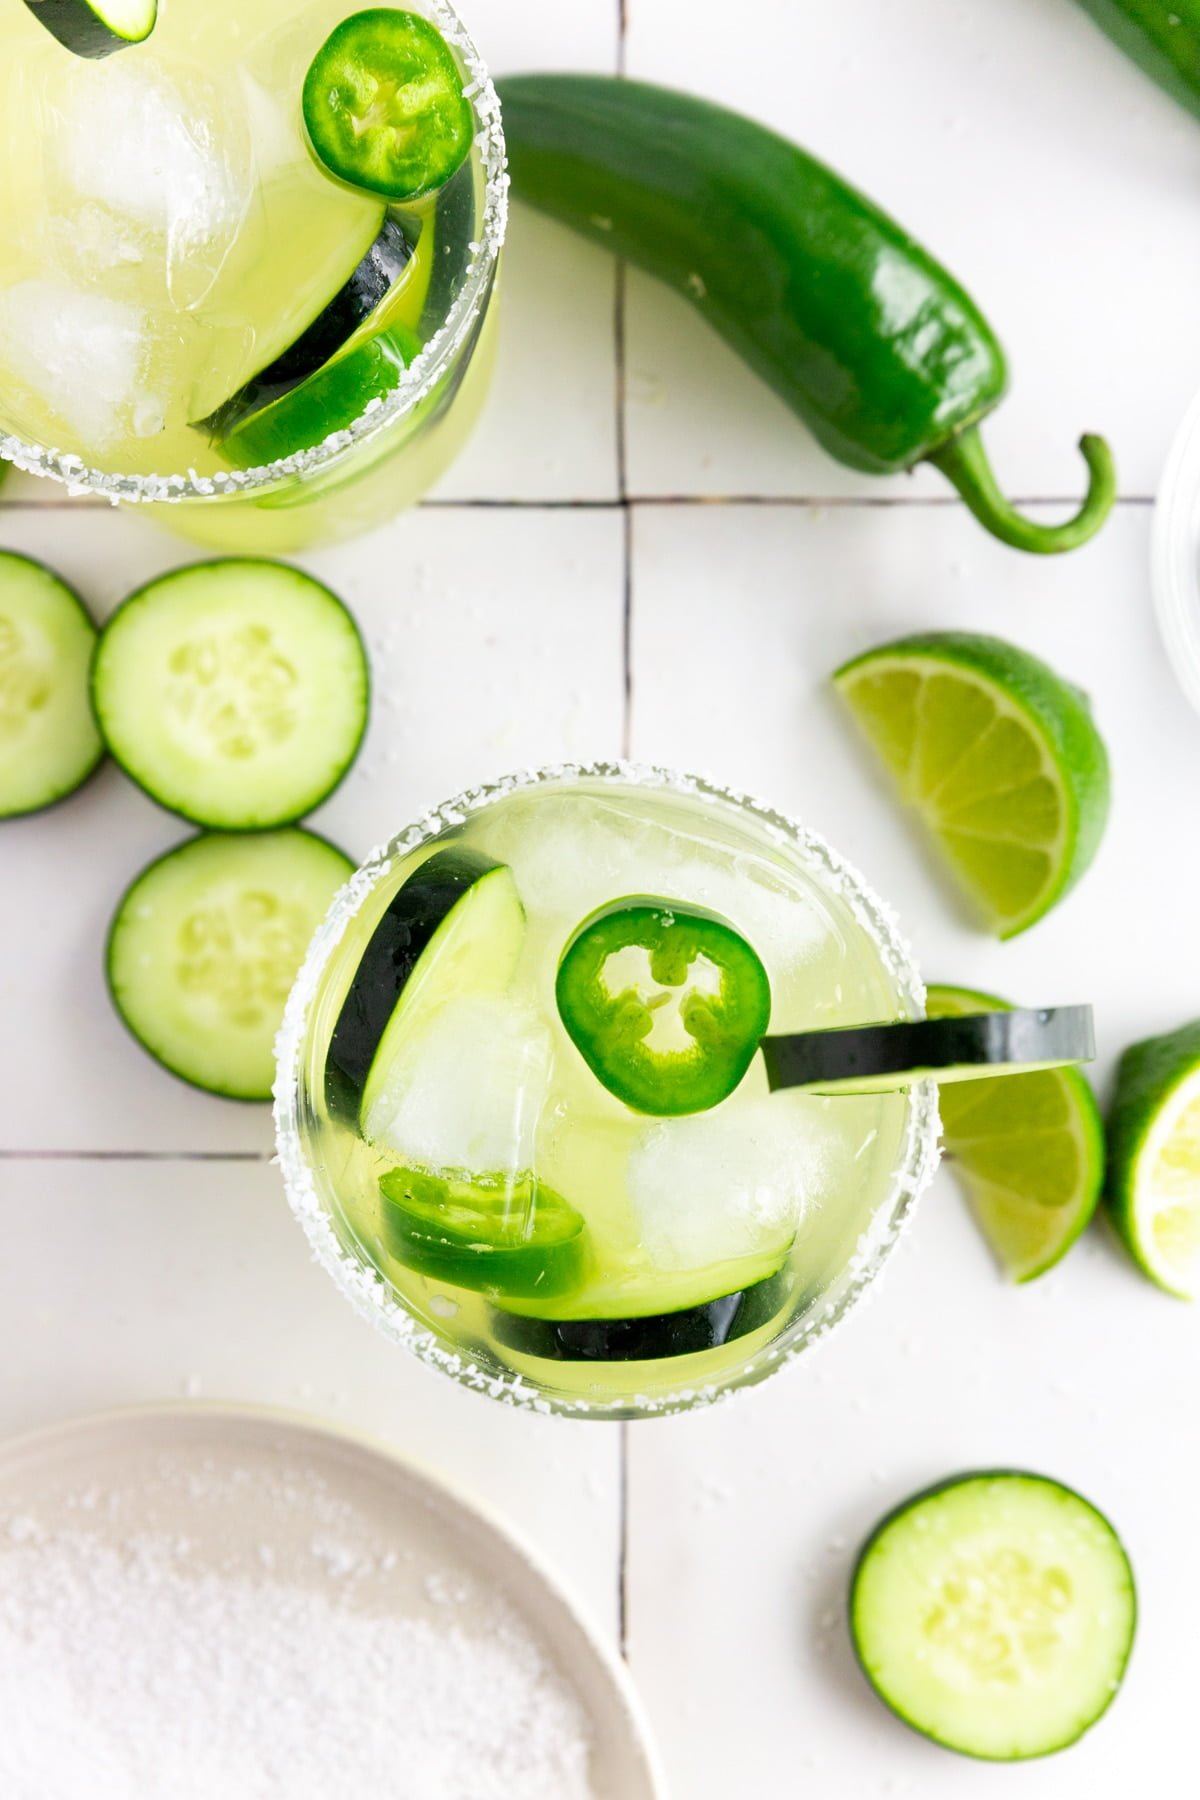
[928,985,1104,1282]
[1106,1020,1200,1300]
[835,633,1110,939]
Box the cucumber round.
[194,218,410,441]
[0,551,103,819]
[327,847,526,1113]
[92,559,368,831]
[491,1264,793,1362]
[107,829,353,1100]
[22,0,157,58]
[763,1006,1095,1096]
[851,1471,1136,1760]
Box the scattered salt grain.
[0,1527,594,1800]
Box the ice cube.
[363,995,555,1178]
[57,61,252,304]
[627,1096,836,1274]
[492,794,829,979]
[0,280,153,450]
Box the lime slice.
[1106,1019,1200,1299]
[928,984,1104,1282]
[835,633,1110,938]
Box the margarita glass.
[275,766,941,1419]
[0,0,505,551]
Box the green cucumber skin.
[836,632,1111,929]
[327,846,502,1103]
[0,552,106,821]
[491,1265,793,1363]
[90,558,369,832]
[105,827,353,1102]
[1073,0,1200,122]
[850,1470,1137,1761]
[23,0,155,57]
[763,1006,1094,1094]
[1105,1018,1200,1272]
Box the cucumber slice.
[92,560,368,831]
[491,1264,793,1362]
[303,9,474,202]
[763,1007,1095,1096]
[222,325,422,468]
[327,847,525,1109]
[107,829,353,1100]
[0,552,103,819]
[850,1471,1136,1760]
[378,1166,586,1299]
[22,0,156,58]
[195,219,411,441]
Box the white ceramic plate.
[0,1403,666,1799]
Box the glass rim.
[0,0,508,507]
[273,761,942,1420]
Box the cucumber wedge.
[0,552,103,818]
[491,1264,793,1362]
[23,0,157,58]
[107,829,353,1100]
[851,1471,1136,1760]
[762,1007,1095,1096]
[327,847,525,1115]
[194,219,410,441]
[92,559,368,831]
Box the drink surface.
[0,0,486,486]
[294,775,926,1413]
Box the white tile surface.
[0,503,624,1150]
[625,497,1200,1795]
[624,1197,1195,1797]
[624,0,1200,501]
[0,1156,622,1637]
[628,500,1191,1072]
[4,2,1200,1794]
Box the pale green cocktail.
[276,767,940,1417]
[0,0,504,548]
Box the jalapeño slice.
[762,1006,1096,1096]
[303,9,475,203]
[556,899,771,1116]
[378,1167,587,1299]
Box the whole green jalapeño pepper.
[556,899,772,1116]
[498,75,1116,555]
[1071,1,1200,120]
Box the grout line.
[0,493,1156,516]
[0,1149,270,1163]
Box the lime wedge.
[835,633,1110,938]
[1106,1020,1200,1300]
[928,984,1104,1282]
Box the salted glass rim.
[0,0,508,506]
[273,762,942,1419]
